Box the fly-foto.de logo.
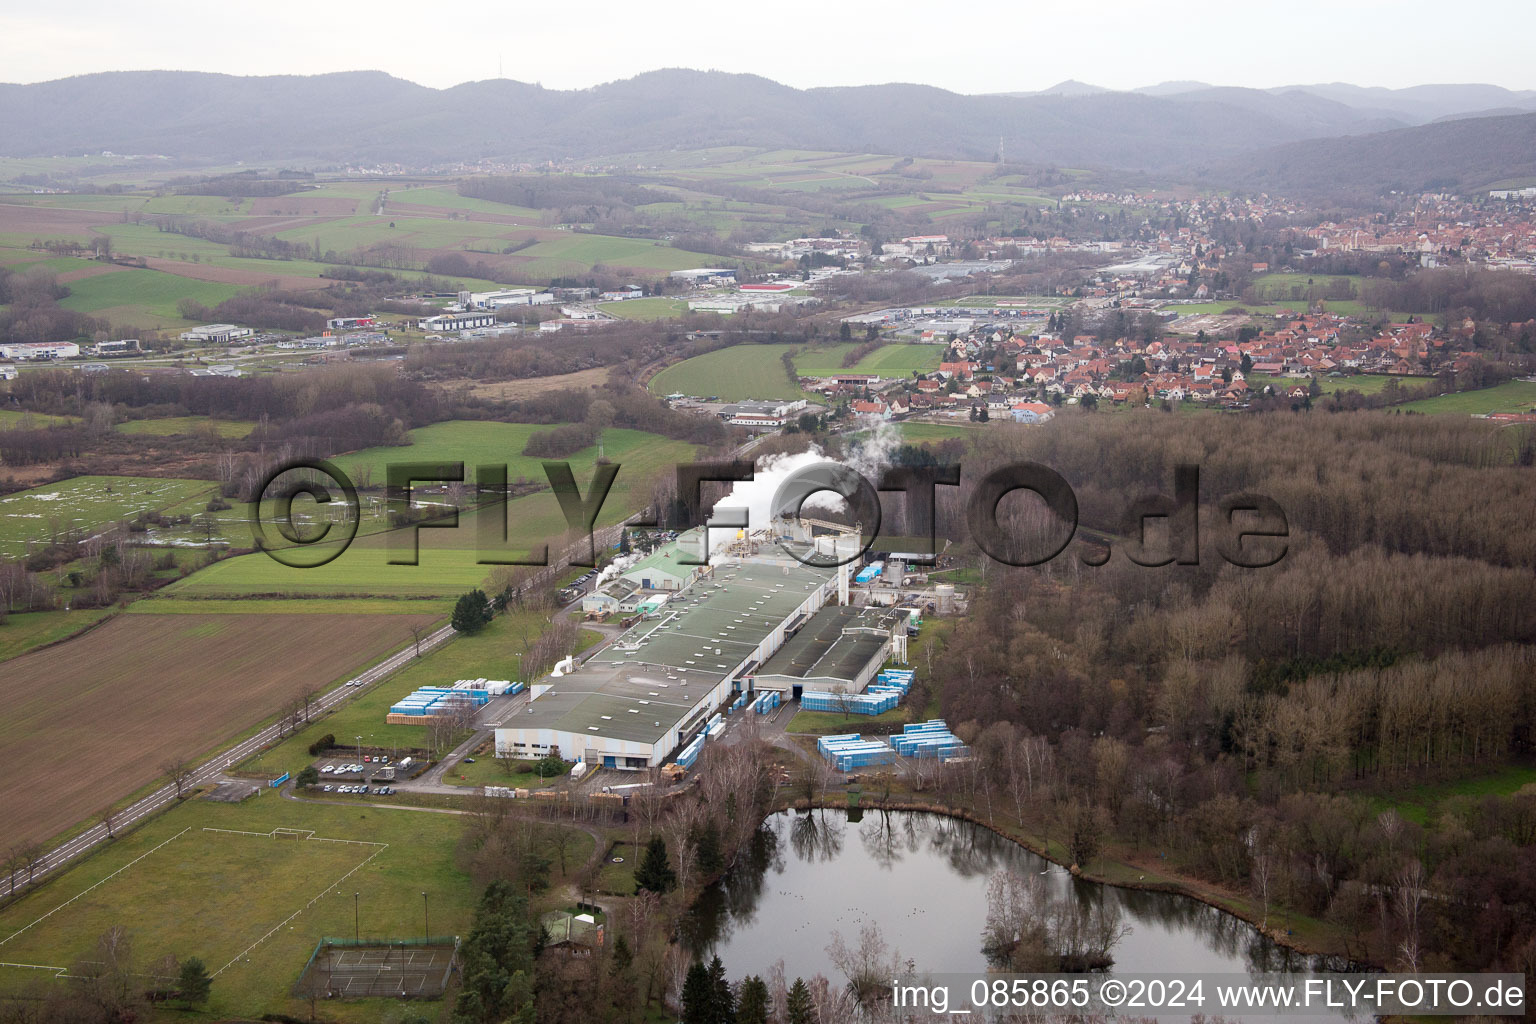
[250,458,1288,570]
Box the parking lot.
[309,754,409,796]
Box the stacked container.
[675,734,706,769]
[817,733,896,771]
[388,686,491,716]
[888,720,970,760]
[801,690,899,715]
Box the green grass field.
[240,608,582,775]
[0,608,114,663]
[649,345,807,401]
[891,421,980,443]
[115,416,257,438]
[126,597,446,616]
[794,343,944,377]
[787,705,916,733]
[1396,379,1536,415]
[0,826,378,979]
[596,296,688,320]
[0,408,77,429]
[0,791,500,1020]
[333,421,695,494]
[651,342,944,401]
[57,268,242,327]
[1369,765,1536,825]
[0,476,217,557]
[1247,373,1403,397]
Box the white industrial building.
[417,312,497,332]
[0,341,81,360]
[499,526,908,770]
[459,289,556,309]
[178,324,253,344]
[497,522,906,771]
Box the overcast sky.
[3,0,1533,93]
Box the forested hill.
[1191,111,1536,195]
[0,68,1413,174]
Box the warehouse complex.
[495,531,907,771]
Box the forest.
[918,411,1536,972]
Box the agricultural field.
[56,267,242,328]
[649,345,807,401]
[114,416,258,438]
[0,476,218,557]
[0,612,437,847]
[1397,379,1536,415]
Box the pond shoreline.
[777,796,1375,969]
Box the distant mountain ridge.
[0,69,1532,194]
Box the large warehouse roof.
[757,605,901,685]
[518,558,836,745]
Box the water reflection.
[686,810,1346,986]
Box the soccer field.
[0,827,381,980]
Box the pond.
[684,809,1352,1002]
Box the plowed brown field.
[0,612,437,846]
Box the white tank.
[935,584,956,614]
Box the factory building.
[178,324,253,344]
[0,341,80,360]
[417,311,497,332]
[497,551,839,769]
[752,604,903,696]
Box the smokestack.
[838,561,850,605]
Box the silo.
[935,583,955,614]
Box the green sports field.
[596,296,689,320]
[0,793,494,1021]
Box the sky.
[3,0,1534,94]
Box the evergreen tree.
[177,957,211,1008]
[451,588,493,634]
[786,978,814,1024]
[691,819,724,878]
[736,975,769,1024]
[681,961,713,1024]
[453,881,535,1024]
[708,955,734,1024]
[633,835,676,894]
